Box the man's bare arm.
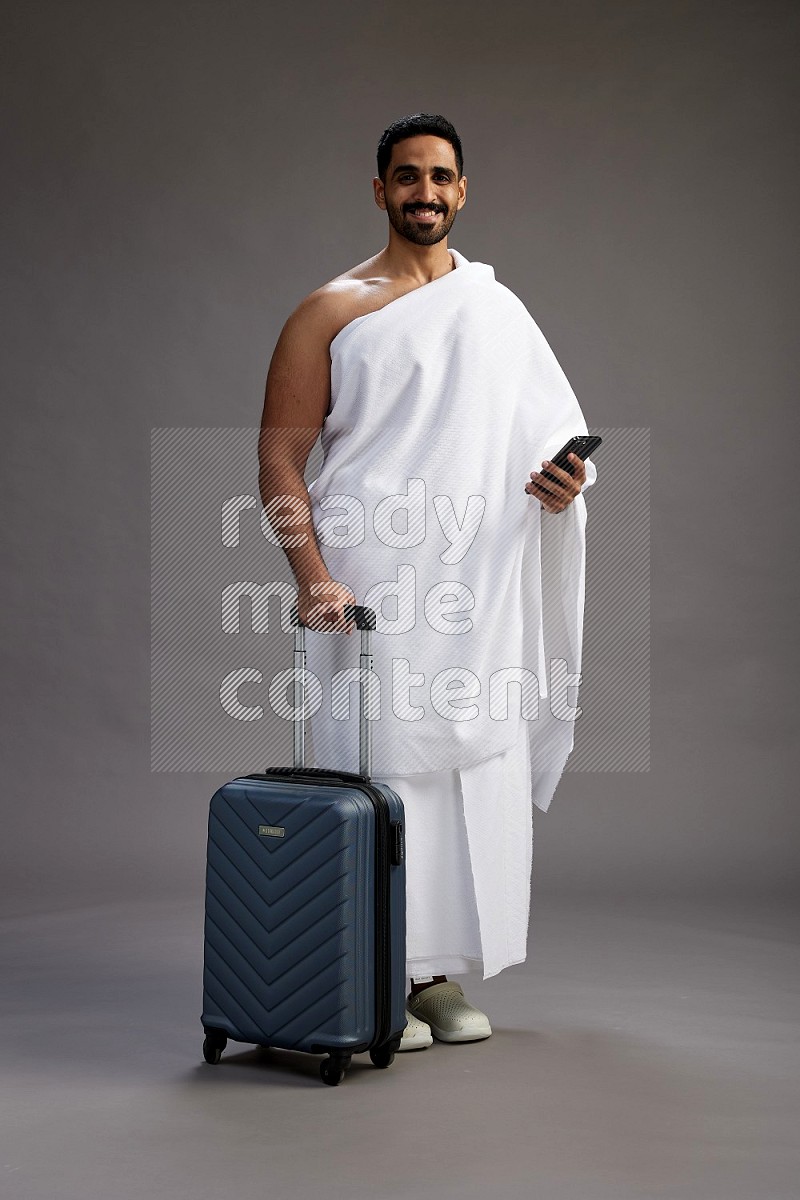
[258,290,355,629]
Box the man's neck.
[379,236,454,285]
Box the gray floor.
[2,893,798,1200]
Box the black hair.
[376,113,463,182]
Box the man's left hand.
[525,453,586,513]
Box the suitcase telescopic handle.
[289,603,378,778]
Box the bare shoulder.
[286,254,396,350]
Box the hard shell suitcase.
[201,604,407,1086]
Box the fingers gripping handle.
[290,604,378,778]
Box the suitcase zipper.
[240,768,393,1049]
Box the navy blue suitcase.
[201,604,407,1086]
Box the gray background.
[2,3,798,1197]
[3,0,796,914]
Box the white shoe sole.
[425,1021,492,1043]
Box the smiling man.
[258,113,597,1052]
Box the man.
[258,113,596,1052]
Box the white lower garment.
[373,716,534,984]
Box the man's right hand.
[297,579,357,635]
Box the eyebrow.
[391,164,456,180]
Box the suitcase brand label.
[258,824,285,838]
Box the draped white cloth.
[373,712,534,981]
[305,247,597,816]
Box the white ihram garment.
[301,248,595,979]
[373,712,534,981]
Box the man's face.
[375,135,467,247]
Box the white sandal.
[397,1008,434,1051]
[406,981,492,1043]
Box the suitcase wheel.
[202,1030,227,1065]
[320,1053,351,1086]
[371,1032,402,1070]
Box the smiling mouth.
[409,209,442,221]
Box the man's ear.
[373,177,387,210]
[457,176,468,210]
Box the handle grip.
[290,602,376,632]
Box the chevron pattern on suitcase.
[202,781,376,1050]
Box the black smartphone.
[540,434,603,486]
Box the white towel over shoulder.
[305,247,597,814]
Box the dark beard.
[385,201,458,246]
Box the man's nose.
[412,181,437,204]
